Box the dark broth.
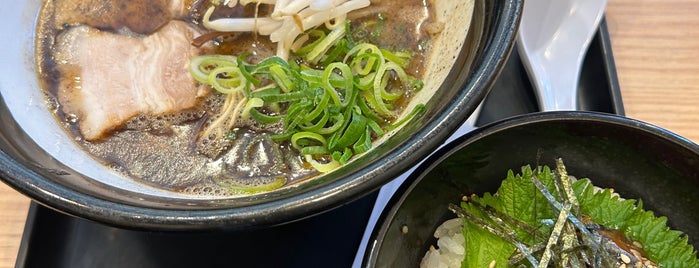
[35,0,436,197]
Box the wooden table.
[1,0,698,267]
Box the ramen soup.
[32,0,474,198]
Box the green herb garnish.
[189,21,424,173]
[453,159,699,268]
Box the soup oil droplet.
[66,113,79,124]
[251,41,259,56]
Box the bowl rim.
[362,110,699,266]
[0,0,524,230]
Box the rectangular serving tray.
[15,19,622,268]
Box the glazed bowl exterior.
[364,111,699,267]
[0,0,522,229]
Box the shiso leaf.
[496,166,557,243]
[572,179,638,229]
[462,200,514,268]
[461,166,557,267]
[574,178,699,268]
[624,208,699,268]
[458,163,699,268]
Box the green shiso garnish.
[453,159,699,268]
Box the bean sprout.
[202,0,370,60]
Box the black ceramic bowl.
[364,111,699,267]
[0,1,523,229]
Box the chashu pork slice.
[52,0,188,34]
[54,20,207,141]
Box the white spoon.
[518,0,608,111]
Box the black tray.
[15,19,622,268]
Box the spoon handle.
[517,0,608,111]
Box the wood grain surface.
[606,0,699,142]
[1,0,698,267]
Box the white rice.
[420,218,465,268]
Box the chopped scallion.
[189,20,425,174]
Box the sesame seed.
[488,260,496,268]
[620,254,631,264]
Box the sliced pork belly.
[52,0,188,34]
[54,20,207,141]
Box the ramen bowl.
[0,0,522,230]
[363,111,699,267]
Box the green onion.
[189,55,238,83]
[189,20,426,174]
[317,113,345,135]
[299,108,330,132]
[322,62,354,107]
[303,89,330,122]
[300,146,329,155]
[380,49,412,68]
[250,87,281,98]
[270,131,295,142]
[352,127,373,154]
[295,30,326,55]
[320,39,348,66]
[355,72,376,91]
[366,119,384,136]
[301,69,349,88]
[291,131,326,150]
[338,147,353,165]
[372,13,385,38]
[357,97,383,123]
[269,64,295,93]
[284,101,312,130]
[222,176,286,195]
[249,109,281,124]
[380,62,410,100]
[237,55,261,86]
[344,21,356,48]
[304,155,340,173]
[207,68,245,94]
[386,104,426,131]
[349,52,382,76]
[241,97,264,120]
[329,110,367,151]
[345,43,384,74]
[255,89,309,103]
[305,25,346,64]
